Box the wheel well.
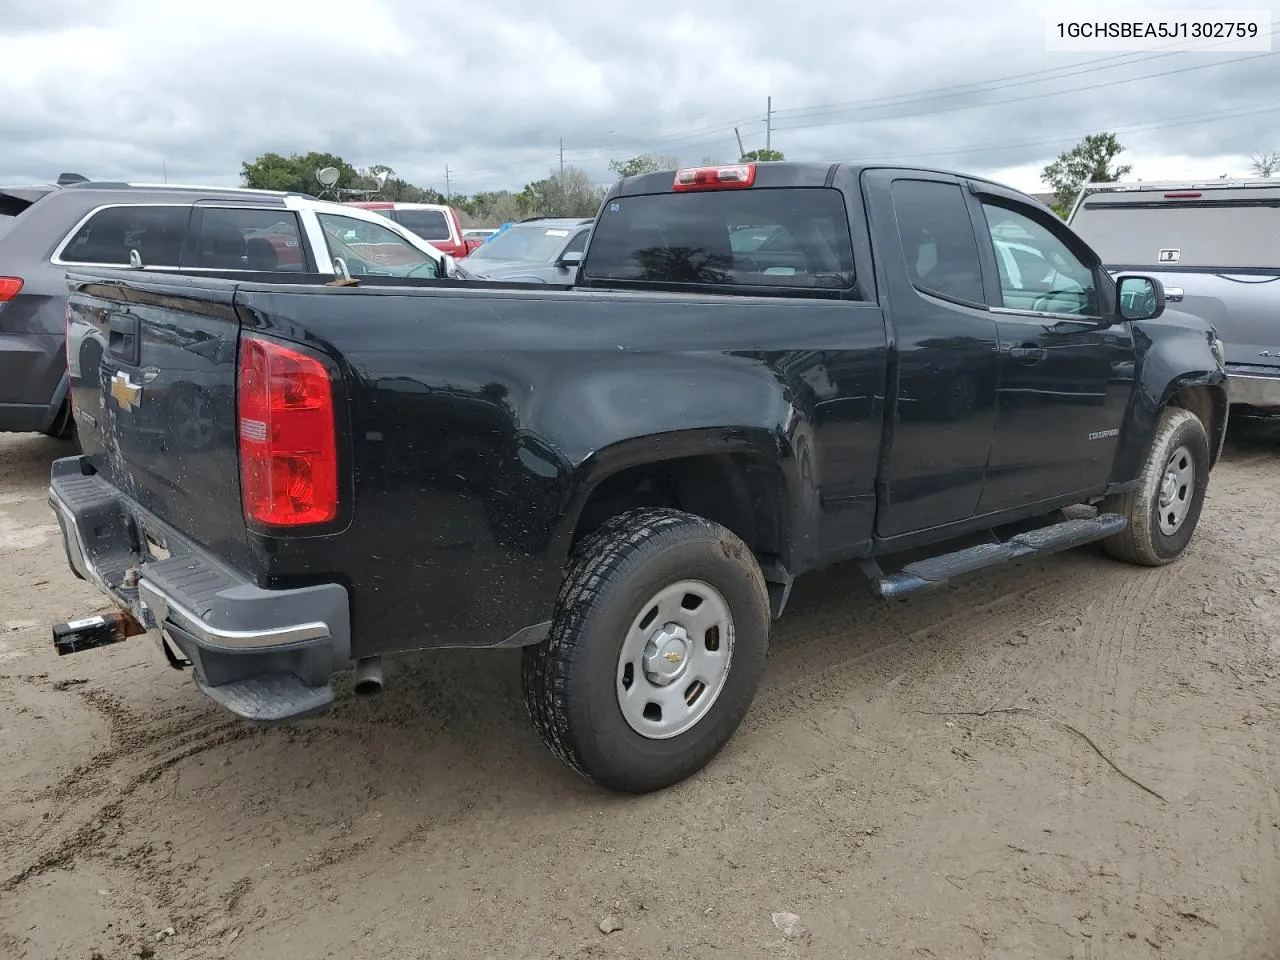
[571,453,789,564]
[1168,384,1225,464]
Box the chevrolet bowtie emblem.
[663,651,683,664]
[110,371,142,411]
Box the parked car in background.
[461,227,498,256]
[347,201,469,259]
[0,179,460,438]
[460,216,592,282]
[49,161,1225,795]
[1068,178,1280,417]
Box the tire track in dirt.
[1,674,253,895]
[750,548,1156,732]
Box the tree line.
[244,136,1275,226]
[241,149,787,225]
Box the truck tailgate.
[66,274,249,566]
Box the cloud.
[1,0,1276,196]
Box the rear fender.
[552,426,800,570]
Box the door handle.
[107,313,141,366]
[1008,343,1047,364]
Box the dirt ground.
[1,426,1278,960]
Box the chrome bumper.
[1227,371,1280,410]
[48,456,351,721]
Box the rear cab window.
[889,179,985,304]
[1070,191,1280,269]
[580,187,857,293]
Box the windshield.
[1071,198,1280,269]
[467,223,578,262]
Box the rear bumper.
[1227,368,1280,410]
[48,456,351,722]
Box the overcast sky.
[2,0,1277,196]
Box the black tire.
[522,507,771,794]
[1101,406,1210,566]
[40,400,74,440]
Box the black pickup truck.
[48,161,1228,794]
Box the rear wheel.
[521,508,771,793]
[1101,406,1210,566]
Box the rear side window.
[188,208,305,271]
[581,187,856,291]
[1071,199,1280,269]
[890,180,984,304]
[58,205,189,267]
[393,209,452,242]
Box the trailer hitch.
[52,610,147,656]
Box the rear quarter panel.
[235,284,889,655]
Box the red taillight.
[1163,191,1201,199]
[237,335,338,528]
[0,277,22,302]
[672,163,756,191]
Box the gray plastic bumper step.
[198,673,335,723]
[874,512,1127,598]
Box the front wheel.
[522,508,771,794]
[1100,406,1210,566]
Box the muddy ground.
[1,426,1278,960]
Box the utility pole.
[162,159,167,184]
[766,96,773,152]
[559,138,564,176]
[444,164,451,200]
[734,127,746,160]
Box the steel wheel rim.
[616,579,735,740]
[1157,443,1195,536]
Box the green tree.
[519,167,606,218]
[241,151,361,195]
[1041,133,1132,218]
[608,154,680,178]
[739,148,785,162]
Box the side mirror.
[557,250,584,268]
[440,253,458,278]
[1116,275,1166,321]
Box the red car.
[346,202,469,259]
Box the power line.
[561,29,1278,162]
[773,25,1278,122]
[843,98,1280,165]
[771,51,1276,134]
[448,33,1277,190]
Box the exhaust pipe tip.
[353,656,384,696]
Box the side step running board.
[870,513,1127,599]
